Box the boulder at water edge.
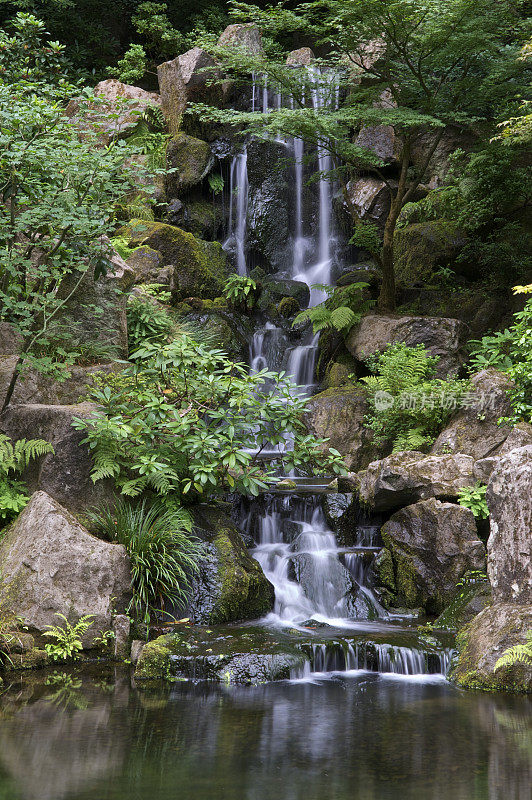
[165,132,213,197]
[377,499,485,613]
[0,492,131,645]
[187,506,274,625]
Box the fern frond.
[329,306,357,332]
[495,632,532,671]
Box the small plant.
[126,296,175,353]
[468,330,515,372]
[360,343,468,452]
[140,283,172,304]
[494,631,532,672]
[293,282,373,335]
[110,235,140,262]
[86,500,204,625]
[208,173,224,195]
[457,483,489,520]
[43,613,94,661]
[93,629,116,649]
[0,435,54,522]
[222,275,258,310]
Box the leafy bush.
[361,343,468,453]
[0,435,54,522]
[73,330,346,500]
[293,282,373,335]
[43,613,94,661]
[126,296,175,353]
[495,631,532,672]
[86,499,203,624]
[457,483,489,520]
[222,275,258,310]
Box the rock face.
[165,132,213,197]
[0,362,122,407]
[345,313,468,376]
[122,220,229,299]
[59,242,135,358]
[355,451,475,511]
[355,125,401,164]
[0,323,22,356]
[286,47,314,66]
[345,177,391,230]
[431,369,514,460]
[187,506,274,624]
[393,220,467,286]
[66,79,160,143]
[157,57,187,135]
[0,403,111,511]
[0,492,131,645]
[452,603,532,692]
[411,126,478,185]
[218,23,263,54]
[305,386,383,471]
[176,46,223,106]
[378,498,485,613]
[486,446,532,605]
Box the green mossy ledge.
[118,220,229,300]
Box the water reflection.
[0,667,529,800]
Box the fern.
[0,435,54,521]
[494,631,532,671]
[293,281,373,335]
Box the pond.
[0,666,529,800]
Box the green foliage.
[43,613,94,661]
[457,483,489,520]
[208,173,225,195]
[72,328,346,500]
[361,343,468,452]
[86,499,202,625]
[293,282,373,335]
[110,236,139,262]
[468,331,515,372]
[222,274,257,309]
[495,631,532,672]
[126,295,175,353]
[0,435,54,521]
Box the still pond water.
[0,666,529,800]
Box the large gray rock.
[487,446,532,605]
[157,57,187,135]
[286,47,314,66]
[165,132,213,197]
[176,47,223,105]
[0,323,22,356]
[218,23,263,54]
[355,125,402,164]
[452,603,532,693]
[345,313,468,377]
[411,125,478,186]
[66,79,160,144]
[379,498,485,613]
[0,362,122,408]
[393,220,468,286]
[344,177,391,230]
[305,386,384,471]
[355,451,475,511]
[0,403,112,511]
[0,492,131,645]
[187,506,274,624]
[431,369,514,460]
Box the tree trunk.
[377,200,401,312]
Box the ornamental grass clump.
[87,499,203,625]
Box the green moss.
[213,528,272,624]
[166,133,212,195]
[380,526,419,608]
[375,548,396,593]
[118,220,229,300]
[134,634,173,680]
[393,220,466,286]
[277,297,300,318]
[5,648,50,671]
[184,200,221,240]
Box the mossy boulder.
[379,498,485,614]
[181,199,222,241]
[135,624,307,684]
[119,220,229,300]
[277,296,300,318]
[434,579,491,631]
[165,133,213,198]
[452,603,532,693]
[187,506,274,625]
[393,220,467,286]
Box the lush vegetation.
[360,343,468,452]
[293,282,373,335]
[457,483,489,521]
[43,613,95,661]
[87,499,203,625]
[0,435,54,522]
[495,630,532,672]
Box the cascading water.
[229,69,451,678]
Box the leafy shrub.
[126,296,175,353]
[0,435,54,522]
[43,613,94,661]
[73,330,346,500]
[457,483,489,520]
[222,275,258,310]
[361,343,468,453]
[293,282,373,335]
[495,631,532,672]
[86,499,203,624]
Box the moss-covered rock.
[165,133,213,198]
[134,624,307,684]
[119,220,229,300]
[434,579,491,631]
[187,506,274,625]
[393,220,467,286]
[451,603,532,693]
[277,296,300,318]
[181,199,222,241]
